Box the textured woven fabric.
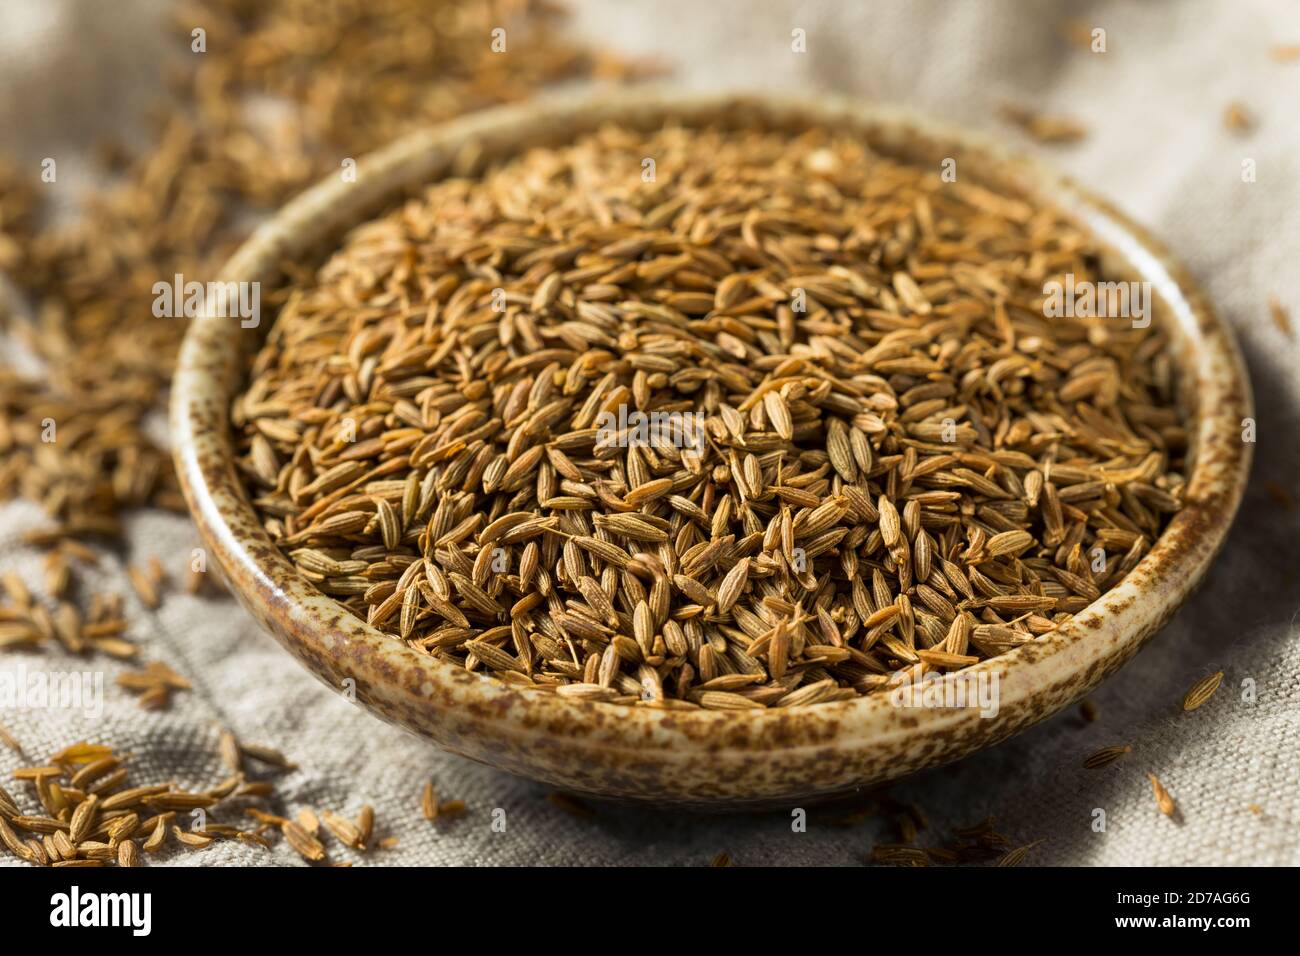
[2,0,1297,866]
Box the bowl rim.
[171,87,1253,765]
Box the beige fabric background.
[2,0,1297,866]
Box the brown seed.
[376,498,401,551]
[985,530,1034,557]
[0,815,35,862]
[1000,102,1088,143]
[239,743,296,770]
[877,495,901,547]
[219,729,242,773]
[420,780,438,821]
[1148,773,1178,818]
[142,792,217,811]
[68,756,119,790]
[763,392,793,441]
[127,565,160,609]
[712,559,748,615]
[69,793,99,843]
[1224,102,1254,134]
[437,799,467,818]
[1082,745,1132,769]
[1268,298,1292,338]
[995,840,1043,867]
[106,812,141,842]
[10,765,61,781]
[321,810,363,848]
[173,826,214,849]
[356,805,374,848]
[52,830,76,860]
[1182,671,1225,712]
[281,820,326,862]
[101,785,169,811]
[465,639,523,673]
[142,816,171,853]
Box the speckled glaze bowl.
[171,90,1252,808]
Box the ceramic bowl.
[171,89,1252,808]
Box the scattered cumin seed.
[1182,671,1224,711]
[1000,103,1088,143]
[995,839,1043,867]
[1223,102,1254,134]
[126,565,161,610]
[1078,699,1099,723]
[0,723,24,757]
[871,843,931,866]
[50,741,112,765]
[239,743,296,770]
[321,809,364,849]
[1083,744,1132,768]
[219,730,242,773]
[282,820,326,862]
[142,817,169,854]
[173,826,214,849]
[1148,773,1178,818]
[1269,297,1293,338]
[437,799,467,819]
[0,740,281,866]
[245,808,289,827]
[0,816,33,862]
[116,660,191,710]
[356,805,375,848]
[710,851,732,867]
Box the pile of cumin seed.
[0,0,614,560]
[233,122,1187,709]
[0,738,289,867]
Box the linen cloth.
[2,0,1297,866]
